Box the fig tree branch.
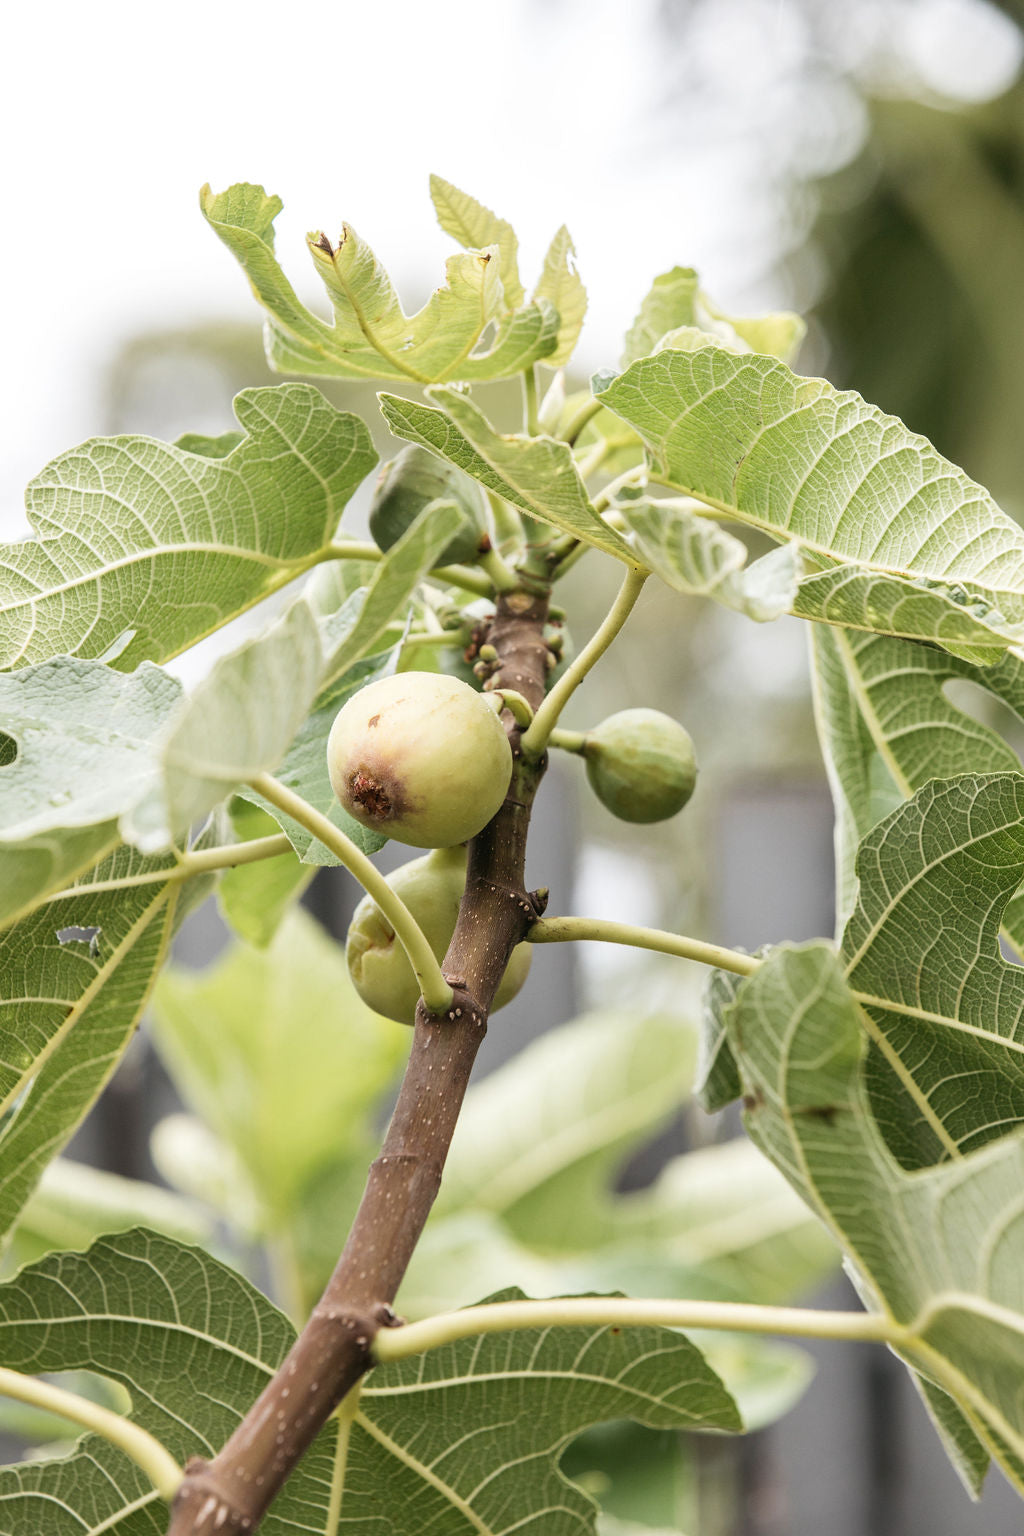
[167,588,552,1535]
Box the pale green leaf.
[722,940,1024,1496]
[404,1135,836,1323]
[151,908,407,1227]
[0,659,181,927]
[607,1138,836,1307]
[912,1374,991,1499]
[429,174,525,307]
[597,345,1024,650]
[0,1236,739,1534]
[9,1157,211,1270]
[809,625,1024,929]
[534,226,588,366]
[615,489,799,621]
[794,565,1019,663]
[622,267,802,374]
[150,1113,259,1236]
[173,429,244,458]
[705,774,1024,1173]
[324,499,468,679]
[434,1011,698,1247]
[696,967,745,1113]
[378,389,636,564]
[838,772,1024,1170]
[699,299,805,363]
[216,799,314,949]
[0,384,376,671]
[203,182,557,383]
[200,181,328,348]
[622,269,698,365]
[125,600,324,854]
[0,843,196,1246]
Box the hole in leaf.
[97,628,137,665]
[56,926,102,956]
[942,678,1024,763]
[0,732,18,767]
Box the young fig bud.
[584,708,697,824]
[327,672,513,848]
[346,846,532,1025]
[369,445,485,566]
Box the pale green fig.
[369,445,485,566]
[327,672,512,848]
[346,846,532,1025]
[584,708,697,824]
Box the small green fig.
[369,445,485,567]
[584,708,697,824]
[327,672,512,848]
[346,845,532,1025]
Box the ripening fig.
[584,708,697,824]
[327,672,512,848]
[369,445,485,566]
[346,845,532,1025]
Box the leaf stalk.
[0,1366,182,1502]
[247,774,453,1015]
[372,1297,896,1364]
[520,564,648,757]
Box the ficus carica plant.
[2,173,1024,1535]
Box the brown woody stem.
[167,589,551,1535]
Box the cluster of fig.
[325,664,698,1026]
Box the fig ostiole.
[369,444,485,567]
[346,845,532,1025]
[583,707,697,824]
[327,671,513,848]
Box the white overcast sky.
[2,0,1020,536]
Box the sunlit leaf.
[598,345,1024,652]
[534,226,587,366]
[379,389,635,563]
[615,488,799,621]
[216,799,314,949]
[429,174,525,307]
[435,1011,697,1247]
[0,384,375,670]
[125,601,324,854]
[622,268,699,365]
[8,1157,211,1270]
[0,659,180,927]
[152,909,407,1232]
[203,182,558,383]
